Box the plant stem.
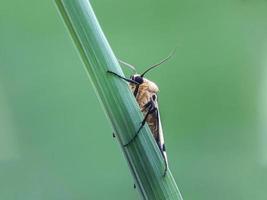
[55,0,183,199]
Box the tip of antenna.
[140,47,177,77]
[169,46,178,57]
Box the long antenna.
[141,48,176,77]
[118,59,137,74]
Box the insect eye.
[134,76,143,84]
[152,94,156,101]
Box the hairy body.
[129,77,167,169]
[130,78,159,138]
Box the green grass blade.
[55,0,183,199]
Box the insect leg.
[136,106,156,134]
[156,137,168,177]
[161,148,168,177]
[107,70,139,85]
[123,101,156,147]
[118,59,137,74]
[141,100,153,112]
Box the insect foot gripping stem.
[161,146,168,177]
[163,160,168,177]
[122,117,148,146]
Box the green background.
[1,0,267,199]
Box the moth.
[108,50,174,176]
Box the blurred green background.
[1,0,267,199]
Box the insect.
[107,50,175,176]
